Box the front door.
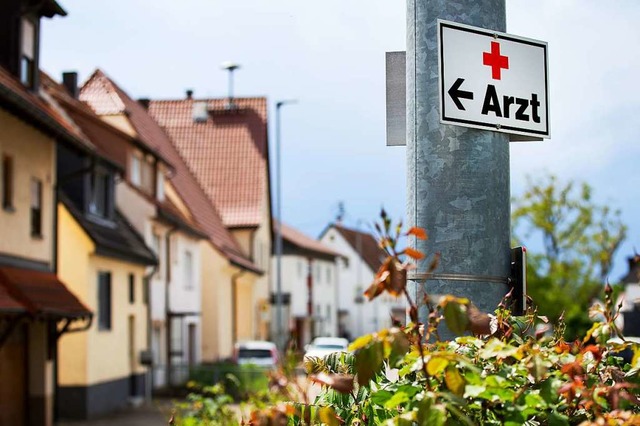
[0,322,27,425]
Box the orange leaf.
[309,372,355,394]
[406,227,427,240]
[404,247,425,260]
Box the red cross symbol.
[483,41,509,80]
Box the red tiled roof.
[279,222,342,259]
[147,97,269,228]
[80,70,173,167]
[79,71,260,274]
[333,224,386,272]
[0,267,91,319]
[0,67,95,153]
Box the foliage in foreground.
[172,213,640,425]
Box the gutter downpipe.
[165,227,178,388]
[231,269,246,346]
[143,263,158,402]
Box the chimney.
[186,90,193,100]
[62,71,78,98]
[138,98,150,110]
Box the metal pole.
[407,0,510,335]
[274,100,296,352]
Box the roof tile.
[147,98,268,228]
[333,224,387,272]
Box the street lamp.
[221,61,240,109]
[274,99,297,352]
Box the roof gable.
[79,70,259,273]
[329,224,386,272]
[279,222,342,259]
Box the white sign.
[438,20,550,139]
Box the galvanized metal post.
[407,0,511,333]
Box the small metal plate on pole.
[438,19,550,140]
[386,51,406,146]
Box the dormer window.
[129,151,154,195]
[130,154,141,186]
[156,169,165,202]
[89,168,114,219]
[20,18,37,88]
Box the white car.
[304,337,350,360]
[233,340,279,368]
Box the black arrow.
[448,78,474,110]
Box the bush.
[173,214,640,425]
[188,361,269,401]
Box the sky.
[41,0,640,281]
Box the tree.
[512,175,627,339]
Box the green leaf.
[540,378,561,405]
[443,299,469,336]
[524,392,546,409]
[420,403,447,426]
[371,389,394,406]
[355,340,384,386]
[383,391,410,410]
[548,412,570,426]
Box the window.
[156,170,165,201]
[128,273,135,304]
[30,178,42,237]
[97,272,112,330]
[327,265,332,283]
[297,261,303,278]
[140,157,154,195]
[20,18,36,87]
[184,250,193,290]
[2,155,14,210]
[151,232,163,279]
[130,154,141,186]
[89,171,112,218]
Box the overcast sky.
[42,1,640,281]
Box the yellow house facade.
[56,203,151,418]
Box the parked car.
[304,337,350,360]
[233,340,279,368]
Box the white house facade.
[319,224,406,340]
[272,223,341,349]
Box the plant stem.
[403,288,432,390]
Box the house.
[319,223,406,339]
[80,72,262,366]
[148,94,272,345]
[274,222,342,349]
[36,74,158,419]
[0,1,94,425]
[77,69,207,388]
[617,255,640,337]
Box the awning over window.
[0,266,91,320]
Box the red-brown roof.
[332,224,386,272]
[280,222,342,259]
[80,69,173,167]
[0,282,26,314]
[0,66,95,154]
[79,71,260,274]
[0,266,91,319]
[147,97,269,228]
